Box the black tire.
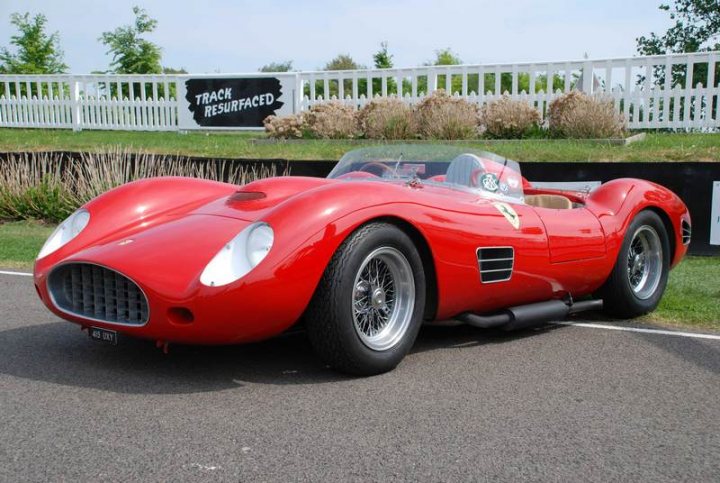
[305,222,426,376]
[597,210,670,318]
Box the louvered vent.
[477,247,514,283]
[47,263,149,326]
[681,220,691,246]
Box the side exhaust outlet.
[457,299,603,331]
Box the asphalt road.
[1,273,719,482]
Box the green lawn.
[1,221,717,330]
[0,221,53,269]
[1,129,719,162]
[648,256,720,330]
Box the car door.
[532,206,606,263]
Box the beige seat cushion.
[524,194,573,209]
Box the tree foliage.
[312,54,366,99]
[162,66,187,74]
[637,0,719,55]
[417,48,463,94]
[323,54,365,71]
[373,41,393,69]
[259,60,294,72]
[429,48,463,66]
[0,12,67,75]
[373,42,396,95]
[100,6,162,75]
[637,0,720,87]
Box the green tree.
[415,48,463,95]
[100,6,162,75]
[637,0,719,86]
[372,41,396,95]
[431,48,462,66]
[310,54,366,99]
[161,66,187,75]
[373,41,393,69]
[324,54,365,71]
[0,12,67,96]
[159,67,187,99]
[259,60,294,72]
[637,0,719,119]
[99,6,163,99]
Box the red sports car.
[33,146,690,375]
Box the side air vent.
[477,247,514,283]
[681,220,691,246]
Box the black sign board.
[184,77,284,128]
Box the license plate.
[88,327,118,345]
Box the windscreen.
[327,145,524,203]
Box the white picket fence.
[0,75,179,131]
[1,51,718,131]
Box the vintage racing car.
[33,146,691,375]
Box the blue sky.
[1,0,672,73]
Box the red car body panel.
[33,173,690,346]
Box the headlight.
[200,222,274,287]
[37,209,90,259]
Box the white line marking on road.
[559,322,720,341]
[0,270,33,277]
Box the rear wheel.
[305,222,426,376]
[598,210,670,318]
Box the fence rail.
[1,51,718,131]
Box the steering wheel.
[358,162,393,177]
[470,167,487,187]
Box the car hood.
[193,176,488,221]
[58,214,250,296]
[192,176,336,220]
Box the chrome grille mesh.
[48,263,149,325]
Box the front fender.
[252,183,434,325]
[35,177,237,272]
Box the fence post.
[581,60,593,93]
[71,77,82,131]
[293,73,302,115]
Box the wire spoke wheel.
[352,246,415,351]
[626,225,663,300]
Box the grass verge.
[1,220,717,331]
[0,221,53,270]
[0,129,719,162]
[647,256,720,330]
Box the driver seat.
[524,194,573,209]
[446,154,484,187]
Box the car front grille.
[47,263,149,326]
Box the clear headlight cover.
[37,209,90,259]
[200,222,274,287]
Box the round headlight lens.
[246,224,274,266]
[37,209,90,259]
[69,210,90,238]
[200,222,274,287]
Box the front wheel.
[597,210,670,318]
[305,222,426,376]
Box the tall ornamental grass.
[0,149,279,222]
[548,91,626,138]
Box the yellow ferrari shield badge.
[492,202,520,230]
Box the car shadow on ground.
[0,320,556,394]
